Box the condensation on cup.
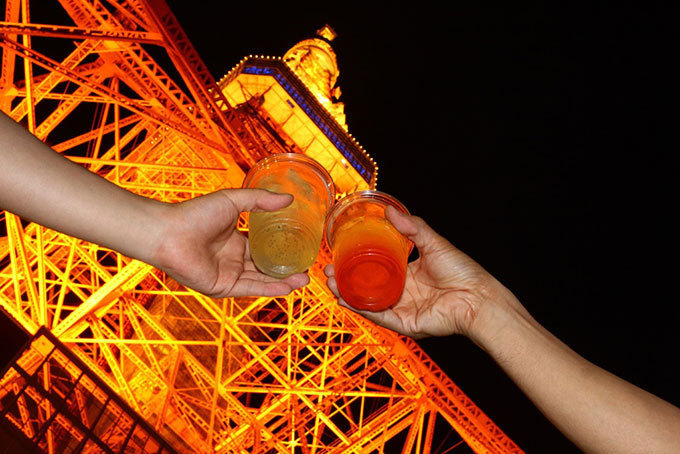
[242,153,335,278]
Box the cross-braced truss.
[0,1,523,452]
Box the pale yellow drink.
[243,154,335,278]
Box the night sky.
[3,3,679,452]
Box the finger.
[385,206,450,255]
[244,269,309,288]
[230,280,293,297]
[325,275,340,298]
[334,297,412,336]
[221,188,293,213]
[324,263,335,278]
[281,272,310,290]
[235,269,306,285]
[384,205,418,236]
[227,277,300,298]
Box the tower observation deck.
[0,2,522,452]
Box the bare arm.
[325,206,680,453]
[472,282,680,453]
[0,111,165,264]
[0,111,309,297]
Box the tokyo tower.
[0,1,523,452]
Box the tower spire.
[283,24,347,128]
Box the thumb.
[222,188,293,213]
[385,205,450,256]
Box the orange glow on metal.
[0,1,523,453]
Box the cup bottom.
[336,248,406,311]
[249,219,321,278]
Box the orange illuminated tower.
[0,2,523,453]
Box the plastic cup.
[242,153,335,278]
[325,190,413,311]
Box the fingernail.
[386,205,403,216]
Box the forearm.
[0,112,167,265]
[470,285,680,453]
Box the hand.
[324,206,513,339]
[153,189,310,298]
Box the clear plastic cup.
[242,153,335,278]
[325,190,413,311]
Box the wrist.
[126,196,174,268]
[465,277,537,354]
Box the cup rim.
[325,189,413,251]
[241,153,336,207]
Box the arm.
[0,111,164,263]
[473,291,680,453]
[325,206,680,453]
[0,111,308,297]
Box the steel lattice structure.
[0,1,523,453]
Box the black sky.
[2,2,679,452]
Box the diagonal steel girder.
[52,259,153,339]
[7,36,100,121]
[0,36,224,150]
[0,21,163,44]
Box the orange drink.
[326,191,413,311]
[243,153,335,278]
